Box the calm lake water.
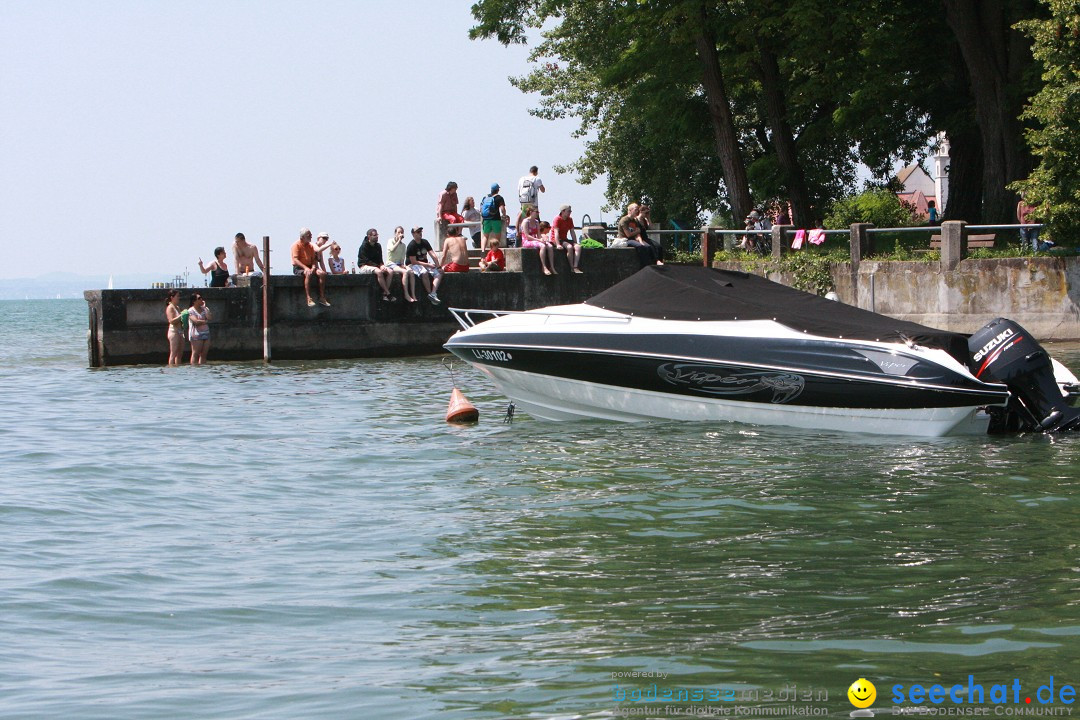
[1,299,1079,719]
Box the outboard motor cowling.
[968,318,1080,432]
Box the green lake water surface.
[1,300,1078,719]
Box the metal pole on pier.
[262,235,272,364]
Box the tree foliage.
[1013,0,1080,244]
[470,0,1059,230]
[823,189,918,229]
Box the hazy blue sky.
[0,1,609,280]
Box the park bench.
[929,233,996,249]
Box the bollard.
[940,220,966,271]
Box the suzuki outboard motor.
[969,318,1080,432]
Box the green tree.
[823,189,918,229]
[1013,0,1080,244]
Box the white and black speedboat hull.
[445,267,1079,437]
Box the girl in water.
[165,289,184,366]
[187,293,212,365]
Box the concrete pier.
[716,255,1080,341]
[85,248,641,367]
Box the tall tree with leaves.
[470,0,755,223]
[1013,0,1080,243]
[943,0,1041,222]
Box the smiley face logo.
[848,678,877,708]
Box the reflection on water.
[0,301,1078,719]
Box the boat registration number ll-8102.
[472,349,514,362]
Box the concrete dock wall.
[85,248,641,367]
[717,255,1080,340]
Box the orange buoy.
[445,387,479,424]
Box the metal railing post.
[262,235,271,364]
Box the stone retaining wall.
[716,255,1080,340]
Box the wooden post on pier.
[262,235,271,364]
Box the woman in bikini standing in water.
[165,289,184,366]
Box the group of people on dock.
[288,224,506,307]
[436,168,585,275]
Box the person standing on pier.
[232,233,265,276]
[357,228,397,302]
[480,183,508,252]
[291,228,330,307]
[406,226,443,305]
[516,166,545,231]
[462,196,482,249]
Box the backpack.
[180,308,190,336]
[518,176,535,204]
[480,194,499,220]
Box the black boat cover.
[584,266,971,364]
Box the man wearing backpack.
[515,166,545,232]
[480,182,507,252]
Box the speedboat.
[445,266,1080,437]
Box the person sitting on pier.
[613,203,640,248]
[479,236,505,272]
[358,228,397,302]
[327,242,346,275]
[232,233,265,276]
[291,228,330,307]
[519,208,556,275]
[313,232,334,274]
[437,181,463,235]
[614,206,656,267]
[440,226,470,273]
[552,205,583,273]
[197,247,232,287]
[406,226,443,305]
[386,226,417,302]
[636,203,664,265]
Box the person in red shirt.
[437,181,463,230]
[479,236,505,271]
[551,205,582,273]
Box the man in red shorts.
[440,226,470,273]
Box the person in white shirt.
[515,165,546,231]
